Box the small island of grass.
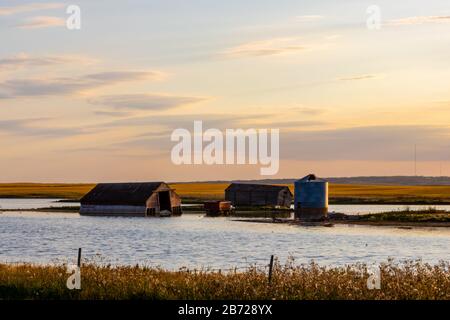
[331,207,450,227]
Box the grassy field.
[1,182,450,204]
[173,183,450,204]
[1,260,449,300]
[0,183,95,200]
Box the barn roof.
[225,183,292,195]
[80,182,166,206]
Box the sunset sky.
[1,0,450,182]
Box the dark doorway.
[158,191,171,212]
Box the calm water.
[0,210,449,269]
[0,198,79,210]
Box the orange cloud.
[0,2,63,16]
[223,38,307,58]
[17,16,65,29]
[387,15,450,26]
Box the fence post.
[77,248,82,267]
[268,255,274,285]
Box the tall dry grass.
[1,260,449,300]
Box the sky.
[1,0,450,182]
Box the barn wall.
[277,190,292,207]
[145,184,183,215]
[225,190,290,207]
[146,193,159,210]
[170,190,181,207]
[80,205,146,216]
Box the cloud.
[281,125,450,161]
[267,120,326,128]
[223,37,307,58]
[88,94,208,111]
[0,53,96,70]
[95,113,273,132]
[0,2,63,16]
[287,106,327,116]
[338,74,380,81]
[0,71,164,98]
[387,15,450,26]
[17,16,65,29]
[296,15,324,22]
[83,71,163,82]
[0,118,88,138]
[94,110,134,118]
[71,113,276,154]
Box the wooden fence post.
[77,248,82,267]
[268,255,274,284]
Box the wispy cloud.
[83,71,164,82]
[0,118,88,138]
[89,94,208,111]
[387,15,450,26]
[282,125,450,161]
[0,53,96,70]
[338,74,380,81]
[17,16,65,29]
[296,15,324,22]
[0,2,63,16]
[0,71,165,98]
[96,113,272,131]
[93,110,134,118]
[287,106,327,116]
[223,37,307,58]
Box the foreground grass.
[2,183,450,204]
[1,261,449,300]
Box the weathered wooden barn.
[225,183,292,207]
[79,182,182,217]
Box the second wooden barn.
[225,183,292,207]
[80,182,182,217]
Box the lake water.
[0,208,449,269]
[0,198,79,210]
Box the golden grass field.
[173,183,450,203]
[1,182,450,203]
[1,260,449,299]
[0,183,95,200]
